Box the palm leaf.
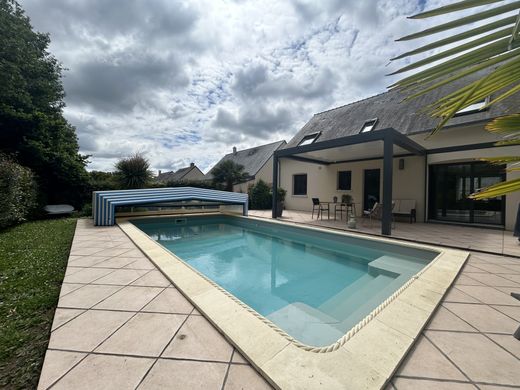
[486,113,520,133]
[469,177,520,199]
[478,156,520,163]
[410,0,505,19]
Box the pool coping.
[117,213,469,390]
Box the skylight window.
[454,98,488,116]
[360,118,378,133]
[298,132,320,146]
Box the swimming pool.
[131,214,438,347]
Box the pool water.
[132,215,438,346]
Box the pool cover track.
[117,214,469,390]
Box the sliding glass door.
[428,162,505,226]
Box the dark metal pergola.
[271,128,426,235]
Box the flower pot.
[276,201,284,217]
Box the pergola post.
[272,155,279,219]
[382,133,394,235]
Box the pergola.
[271,128,426,235]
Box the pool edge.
[117,213,469,390]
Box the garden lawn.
[0,218,76,389]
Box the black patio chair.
[513,292,520,340]
[311,198,329,220]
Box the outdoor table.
[332,202,357,220]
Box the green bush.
[249,180,272,210]
[0,156,37,229]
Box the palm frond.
[478,156,520,163]
[486,113,520,133]
[469,177,520,199]
[410,0,505,19]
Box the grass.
[0,218,76,389]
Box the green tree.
[391,0,520,198]
[248,180,272,209]
[211,160,249,191]
[115,153,153,189]
[0,0,88,207]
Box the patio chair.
[362,202,396,228]
[311,198,329,220]
[513,292,520,340]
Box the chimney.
[233,146,237,155]
[190,162,195,168]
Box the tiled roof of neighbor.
[206,140,286,180]
[286,70,520,148]
[156,164,203,182]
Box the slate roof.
[156,164,203,183]
[286,70,520,148]
[206,140,286,180]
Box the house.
[156,162,205,183]
[272,72,520,235]
[207,140,286,192]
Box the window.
[360,118,378,133]
[454,98,488,116]
[298,132,320,146]
[337,171,352,191]
[293,174,307,195]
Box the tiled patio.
[249,209,520,257]
[38,218,520,389]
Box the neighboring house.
[156,162,205,183]
[273,71,520,233]
[207,141,287,192]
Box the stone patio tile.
[499,273,520,284]
[58,284,122,309]
[142,288,194,314]
[91,256,138,269]
[93,269,149,285]
[395,337,466,381]
[470,263,520,274]
[443,303,519,334]
[49,310,133,352]
[116,248,144,258]
[64,266,85,276]
[456,285,520,306]
[123,258,156,270]
[464,273,520,288]
[37,350,86,389]
[93,247,133,257]
[67,255,110,267]
[59,283,85,297]
[426,331,520,386]
[486,334,520,359]
[460,264,487,273]
[69,247,105,256]
[443,288,480,304]
[224,364,272,390]
[231,350,248,364]
[138,359,227,390]
[453,275,484,286]
[426,306,476,332]
[52,354,153,390]
[51,308,85,331]
[162,315,233,362]
[501,264,520,273]
[392,378,476,389]
[96,312,186,357]
[491,305,520,321]
[131,270,171,287]
[94,285,163,311]
[63,267,115,284]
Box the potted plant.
[276,187,287,217]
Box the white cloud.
[20,0,460,173]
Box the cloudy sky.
[20,0,457,173]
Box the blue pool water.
[132,215,438,346]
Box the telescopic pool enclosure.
[92,187,249,226]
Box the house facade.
[156,162,205,183]
[274,76,519,233]
[207,141,286,192]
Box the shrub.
[248,180,272,210]
[0,156,37,229]
[114,153,153,189]
[163,179,217,190]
